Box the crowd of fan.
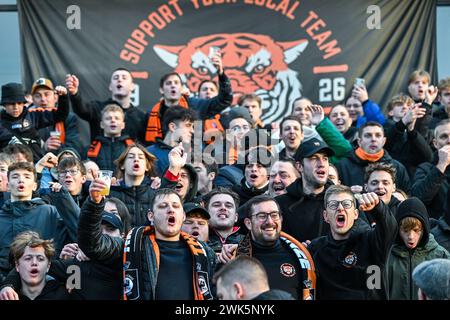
[0,51,449,300]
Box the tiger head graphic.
[154,33,308,123]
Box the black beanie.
[395,197,430,246]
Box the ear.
[388,110,394,117]
[393,183,396,193]
[323,210,330,224]
[364,183,368,192]
[296,161,303,174]
[147,210,154,223]
[168,122,177,133]
[159,87,164,96]
[208,172,216,181]
[357,137,362,148]
[354,208,359,220]
[80,175,87,184]
[433,138,439,150]
[234,212,238,223]
[233,282,245,300]
[32,181,38,192]
[15,262,19,272]
[109,82,113,92]
[244,217,252,231]
[381,137,387,147]
[100,121,105,129]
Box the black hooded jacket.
[275,178,332,242]
[411,152,450,219]
[308,201,398,300]
[232,179,269,207]
[70,94,148,144]
[336,149,411,192]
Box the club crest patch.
[280,263,296,277]
[342,252,358,268]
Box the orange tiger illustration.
[154,33,308,123]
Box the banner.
[18,0,437,126]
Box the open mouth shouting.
[17,183,26,192]
[132,162,141,172]
[191,230,200,238]
[167,215,176,227]
[334,119,346,130]
[335,214,346,228]
[248,173,260,184]
[272,183,285,195]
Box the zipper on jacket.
[408,250,413,300]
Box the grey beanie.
[412,259,450,300]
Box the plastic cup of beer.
[50,130,61,140]
[98,170,113,196]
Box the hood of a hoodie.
[395,197,430,246]
[182,163,198,203]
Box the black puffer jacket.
[336,149,411,193]
[411,152,450,219]
[384,119,433,178]
[110,175,176,227]
[0,199,69,280]
[431,217,450,253]
[87,134,134,172]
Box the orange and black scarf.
[123,226,213,300]
[145,96,189,143]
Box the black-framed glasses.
[58,169,80,177]
[326,200,354,210]
[251,211,281,222]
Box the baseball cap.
[101,212,123,232]
[294,138,334,161]
[31,78,54,95]
[183,202,210,220]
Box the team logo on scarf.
[280,263,296,277]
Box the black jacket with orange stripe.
[0,95,69,162]
[87,134,134,172]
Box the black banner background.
[18,0,437,127]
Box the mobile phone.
[209,46,220,59]
[354,78,365,86]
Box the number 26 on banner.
[319,77,346,102]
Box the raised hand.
[210,50,224,75]
[168,142,187,176]
[358,192,380,212]
[425,85,438,105]
[352,84,369,102]
[308,104,325,125]
[55,85,68,96]
[89,177,107,204]
[35,152,58,173]
[65,74,79,95]
[437,145,450,174]
[402,103,426,131]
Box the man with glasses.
[308,185,397,300]
[224,194,316,300]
